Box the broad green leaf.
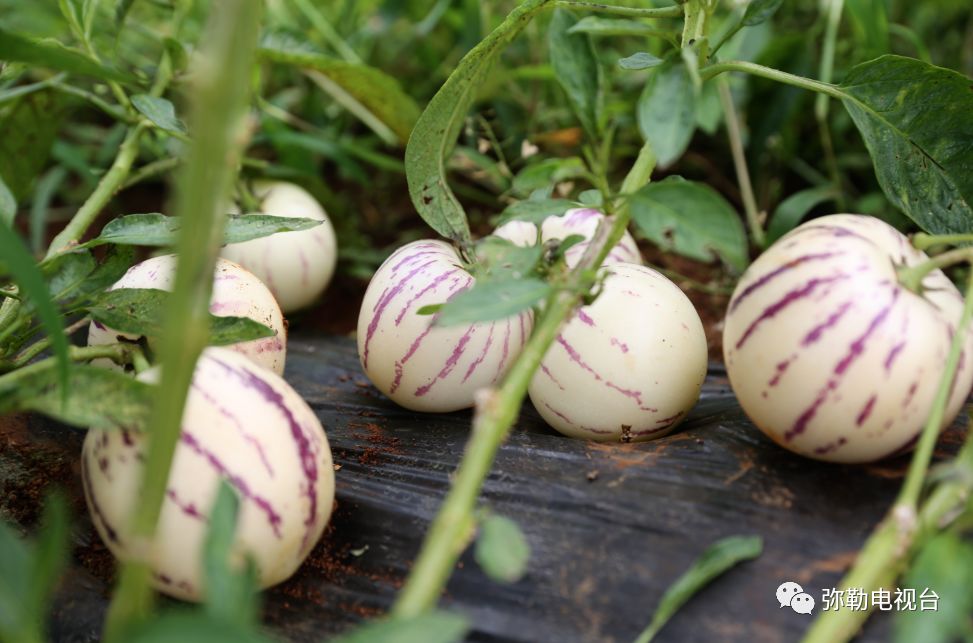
[86,288,276,345]
[694,80,722,134]
[0,174,15,227]
[894,533,973,643]
[404,0,556,245]
[328,612,469,643]
[0,29,131,82]
[0,363,154,430]
[577,189,602,207]
[87,213,322,247]
[637,62,696,169]
[496,199,573,225]
[548,9,603,138]
[126,612,274,643]
[474,237,543,280]
[619,52,664,71]
[840,55,973,235]
[0,90,74,202]
[568,17,666,38]
[203,482,259,626]
[0,223,69,395]
[765,186,836,244]
[75,244,136,299]
[630,176,749,271]
[131,94,187,134]
[511,157,588,197]
[435,279,550,326]
[475,514,530,583]
[634,536,762,643]
[742,0,783,26]
[258,38,420,145]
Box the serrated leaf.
[765,186,836,244]
[403,0,556,244]
[742,0,783,26]
[619,52,664,71]
[548,9,603,138]
[0,363,154,430]
[259,37,420,145]
[634,536,762,643]
[475,515,530,583]
[0,174,15,227]
[435,279,550,326]
[86,288,276,345]
[131,94,187,134]
[86,213,322,247]
[894,533,973,643]
[497,199,572,226]
[0,29,132,82]
[328,612,469,643]
[630,176,749,271]
[203,482,259,626]
[840,55,973,235]
[637,62,696,169]
[0,90,74,202]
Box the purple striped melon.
[529,263,707,441]
[81,347,334,602]
[357,239,532,412]
[494,208,642,266]
[723,214,973,463]
[86,255,287,375]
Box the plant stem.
[897,248,973,294]
[291,0,362,63]
[45,122,148,258]
[392,200,637,618]
[12,317,90,367]
[699,61,846,99]
[0,343,133,384]
[912,233,973,252]
[815,0,846,210]
[802,266,973,643]
[554,1,683,18]
[681,0,708,53]
[716,77,763,248]
[102,1,262,639]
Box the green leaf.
[496,199,573,225]
[619,52,664,71]
[568,17,664,38]
[131,94,187,135]
[258,38,420,145]
[634,536,762,643]
[637,62,696,169]
[511,157,588,197]
[894,532,973,643]
[475,237,543,281]
[328,612,469,643]
[435,279,550,326]
[619,141,657,196]
[0,363,154,430]
[765,186,836,244]
[203,482,259,626]
[40,251,96,303]
[548,9,603,138]
[115,0,137,28]
[87,213,323,247]
[0,89,74,202]
[0,222,70,397]
[840,55,973,235]
[126,612,275,643]
[578,189,602,207]
[475,514,530,583]
[630,176,749,271]
[0,174,15,227]
[742,0,783,27]
[76,245,136,299]
[403,0,556,245]
[0,29,132,82]
[86,289,276,346]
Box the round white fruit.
[723,214,973,463]
[221,181,338,313]
[81,347,335,602]
[494,208,642,266]
[87,255,286,375]
[529,263,707,441]
[357,239,532,412]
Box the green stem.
[50,81,135,123]
[717,77,763,248]
[1,343,133,384]
[554,1,683,18]
[392,195,639,618]
[912,233,973,252]
[12,317,91,367]
[896,248,973,294]
[802,266,973,643]
[45,122,148,258]
[120,157,181,190]
[699,61,845,99]
[291,0,362,63]
[102,1,262,639]
[681,0,708,54]
[814,0,843,121]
